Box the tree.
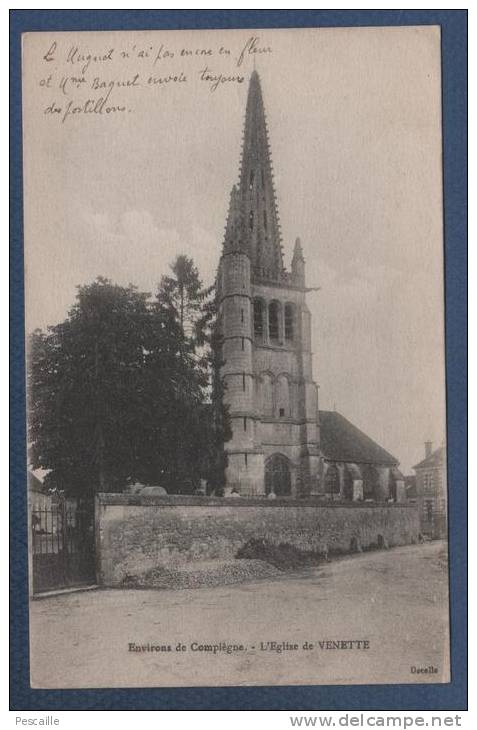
[156,254,213,348]
[150,255,231,493]
[28,259,232,498]
[28,278,153,497]
[194,289,232,495]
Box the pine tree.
[196,287,232,495]
[152,255,224,493]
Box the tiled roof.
[413,445,446,471]
[319,410,398,465]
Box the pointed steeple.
[238,71,283,281]
[291,237,305,287]
[292,236,304,263]
[223,184,245,254]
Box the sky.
[22,27,446,473]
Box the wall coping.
[96,493,416,509]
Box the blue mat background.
[10,9,467,711]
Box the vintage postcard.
[22,26,449,688]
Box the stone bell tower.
[217,71,320,497]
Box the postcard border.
[10,8,467,711]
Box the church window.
[253,299,264,340]
[249,210,254,231]
[263,210,268,230]
[243,373,246,391]
[245,453,248,467]
[279,408,285,418]
[243,417,247,431]
[324,465,340,496]
[241,308,244,323]
[285,303,295,341]
[241,337,245,351]
[269,301,280,343]
[249,171,254,190]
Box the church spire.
[223,184,244,254]
[238,71,283,281]
[291,236,306,287]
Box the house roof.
[319,410,398,466]
[413,445,446,471]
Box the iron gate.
[31,500,96,593]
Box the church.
[217,71,405,502]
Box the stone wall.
[95,494,420,587]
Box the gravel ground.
[30,541,450,689]
[122,559,281,589]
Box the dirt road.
[30,541,450,688]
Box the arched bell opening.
[268,300,281,345]
[284,302,295,343]
[253,297,265,342]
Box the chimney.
[425,441,433,458]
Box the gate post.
[60,495,68,587]
[27,491,34,599]
[94,493,102,586]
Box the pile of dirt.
[236,537,324,569]
[121,558,281,590]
